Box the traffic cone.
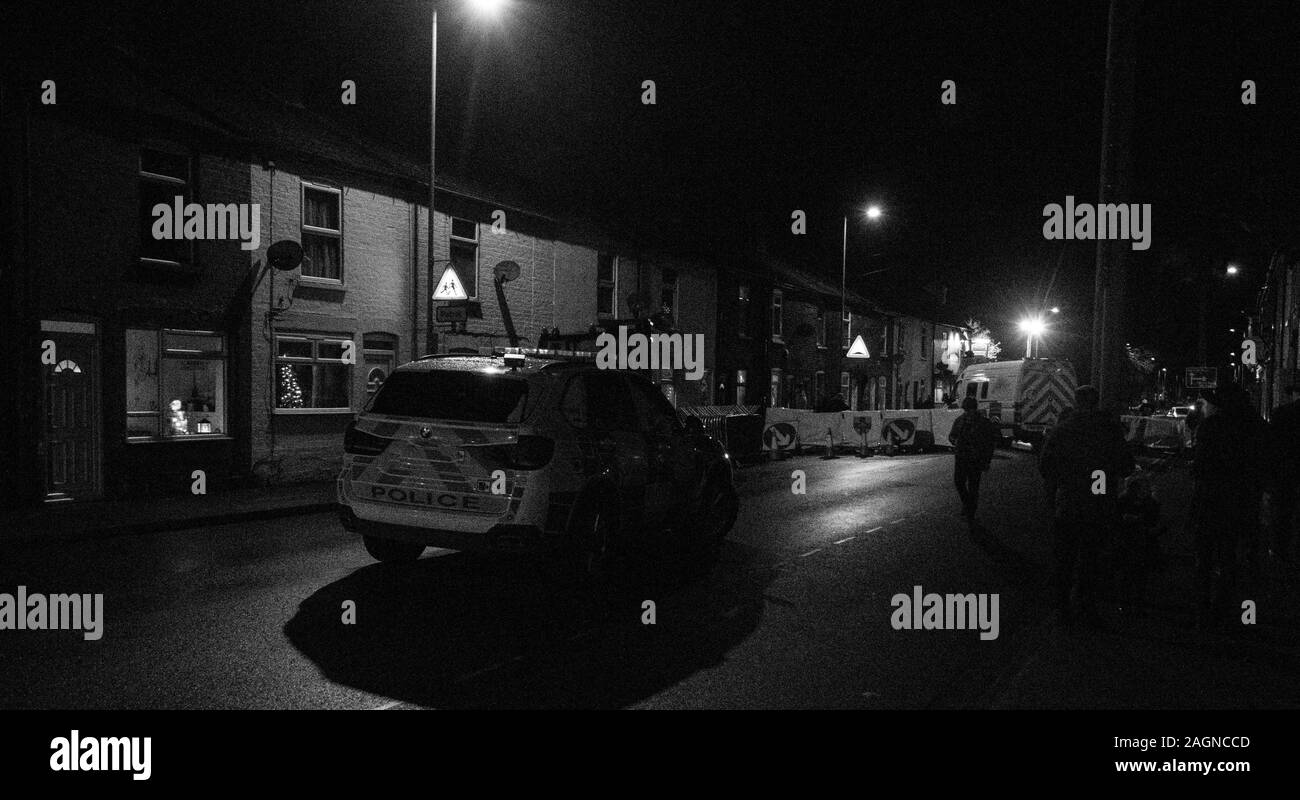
[821,427,839,460]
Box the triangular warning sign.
[433,267,468,300]
[846,334,870,358]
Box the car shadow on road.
[284,541,778,709]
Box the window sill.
[126,434,233,444]
[297,277,346,289]
[273,408,354,415]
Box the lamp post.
[840,205,884,410]
[1019,316,1047,359]
[428,0,508,354]
[840,204,884,348]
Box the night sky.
[12,0,1300,375]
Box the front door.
[41,320,101,501]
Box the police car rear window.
[367,370,529,422]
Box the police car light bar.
[492,346,597,362]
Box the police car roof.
[403,353,588,375]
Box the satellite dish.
[627,289,652,317]
[494,260,521,283]
[267,240,304,272]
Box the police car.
[337,349,739,580]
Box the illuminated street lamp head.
[1050,306,1060,314]
[865,205,883,220]
[466,0,508,16]
[1018,317,1046,337]
[1226,264,1240,276]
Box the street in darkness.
[1,450,1293,710]
[2,0,1299,783]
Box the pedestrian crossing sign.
[433,267,468,300]
[847,334,870,358]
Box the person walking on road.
[949,397,998,525]
[1189,382,1268,631]
[1267,383,1300,562]
[1039,385,1134,627]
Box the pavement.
[2,480,338,543]
[0,447,1295,708]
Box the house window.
[771,290,783,341]
[597,253,618,317]
[301,183,342,281]
[125,329,227,439]
[816,310,827,348]
[770,368,782,407]
[842,310,852,348]
[275,333,353,411]
[840,371,850,400]
[139,148,192,267]
[450,217,479,299]
[736,369,748,405]
[660,268,679,326]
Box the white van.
[953,359,1077,447]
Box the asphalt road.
[0,449,1172,709]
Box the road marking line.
[455,660,511,682]
[799,548,822,557]
[722,605,743,618]
[833,536,855,545]
[372,700,403,711]
[890,518,905,524]
[866,526,884,534]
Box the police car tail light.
[343,421,388,456]
[511,435,555,470]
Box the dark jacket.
[950,411,997,467]
[1038,409,1134,517]
[1190,405,1267,540]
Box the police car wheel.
[362,534,425,564]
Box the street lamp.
[1019,316,1047,359]
[841,204,885,351]
[1050,306,1060,314]
[428,0,510,353]
[1226,264,1241,276]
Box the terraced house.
[1,44,717,507]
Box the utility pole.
[427,4,439,356]
[1091,0,1140,409]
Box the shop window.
[274,332,353,411]
[301,183,342,282]
[125,328,227,439]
